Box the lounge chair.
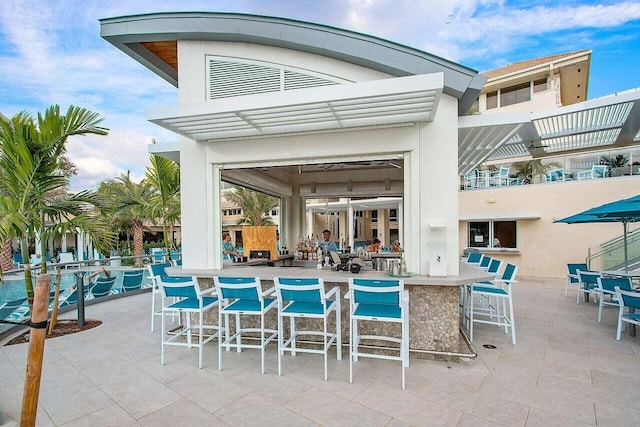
[90,276,117,298]
[59,287,90,307]
[121,270,144,292]
[0,298,27,321]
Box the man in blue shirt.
[222,232,239,260]
[318,229,338,254]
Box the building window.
[486,91,498,109]
[468,221,517,248]
[355,210,363,218]
[500,82,530,107]
[533,78,547,93]
[371,210,378,223]
[389,209,398,221]
[271,209,278,216]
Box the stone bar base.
[193,278,461,362]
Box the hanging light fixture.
[384,168,391,191]
[310,169,317,193]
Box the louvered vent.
[284,70,337,90]
[207,57,343,100]
[209,60,281,99]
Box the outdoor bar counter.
[166,262,492,361]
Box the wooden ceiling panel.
[141,41,178,71]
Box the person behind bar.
[222,232,240,260]
[391,240,403,253]
[318,229,338,254]
[368,238,381,253]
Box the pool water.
[1,273,76,304]
[1,269,151,333]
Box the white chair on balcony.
[578,165,607,180]
[488,166,510,186]
[545,168,565,182]
[463,170,478,190]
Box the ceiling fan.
[527,140,549,150]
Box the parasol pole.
[624,220,629,273]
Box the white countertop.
[166,261,492,286]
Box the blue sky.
[1,0,639,190]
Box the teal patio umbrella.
[555,194,640,272]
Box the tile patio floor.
[1,277,639,426]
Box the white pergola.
[459,89,640,173]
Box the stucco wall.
[459,176,640,278]
[175,40,461,275]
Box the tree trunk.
[0,238,13,273]
[21,237,35,312]
[133,221,144,267]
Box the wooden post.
[48,269,62,335]
[20,273,50,427]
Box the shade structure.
[555,194,640,272]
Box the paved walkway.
[1,277,639,426]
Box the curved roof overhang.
[99,12,485,115]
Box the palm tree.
[511,160,560,184]
[144,155,180,259]
[0,105,114,307]
[225,186,279,226]
[98,172,154,267]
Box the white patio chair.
[576,270,601,305]
[565,263,588,297]
[614,286,640,340]
[148,262,172,331]
[465,263,518,345]
[595,276,632,323]
[158,275,219,369]
[214,276,278,374]
[348,278,409,389]
[274,277,341,381]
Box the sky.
[1,0,639,191]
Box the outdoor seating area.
[2,275,638,426]
[566,264,640,339]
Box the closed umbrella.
[555,194,640,272]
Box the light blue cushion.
[223,298,275,313]
[471,285,507,296]
[354,303,401,319]
[283,301,332,315]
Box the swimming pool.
[1,269,151,333]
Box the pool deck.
[1,277,639,426]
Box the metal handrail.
[587,228,640,270]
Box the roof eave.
[100,12,484,115]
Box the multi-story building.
[459,51,640,278]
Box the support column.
[348,202,354,253]
[398,202,404,248]
[306,209,313,239]
[211,164,222,269]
